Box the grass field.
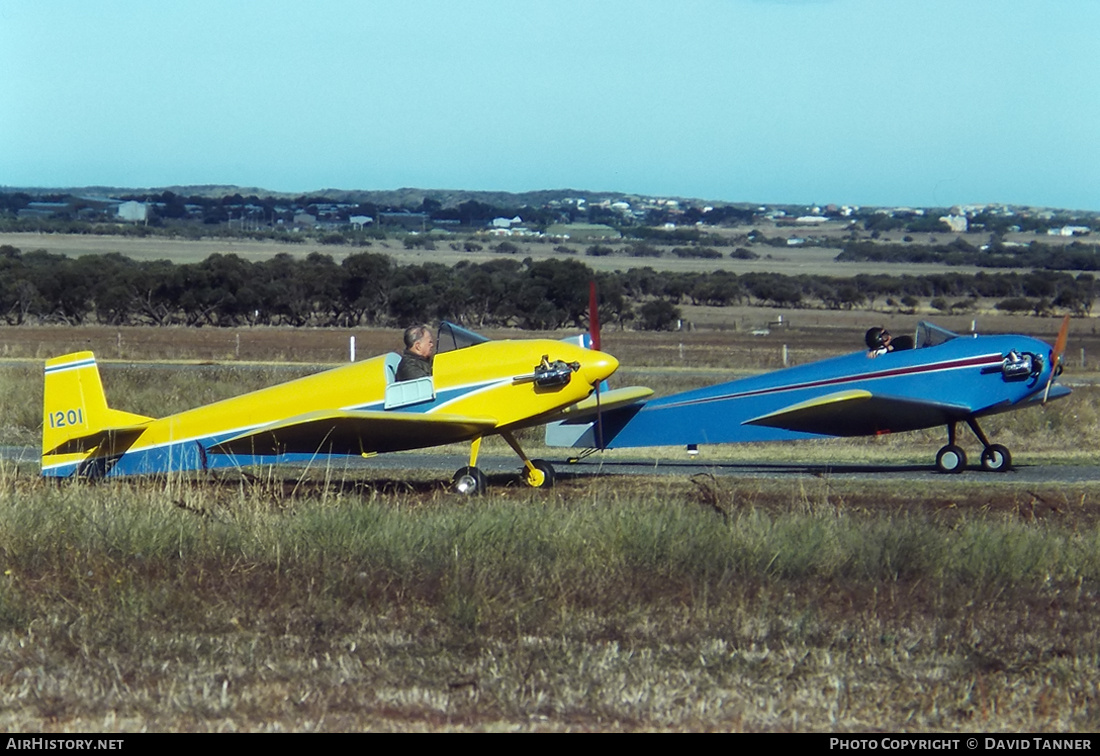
[2,312,1100,731]
[2,467,1100,732]
[0,229,1033,277]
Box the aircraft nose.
[581,350,619,385]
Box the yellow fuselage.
[43,338,617,477]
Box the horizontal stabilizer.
[209,409,497,457]
[509,386,652,433]
[514,387,651,435]
[553,385,653,421]
[744,389,970,437]
[44,418,152,456]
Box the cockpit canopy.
[915,321,962,349]
[436,322,490,354]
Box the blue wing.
[742,390,974,436]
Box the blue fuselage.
[601,333,1060,448]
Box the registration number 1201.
[49,409,85,428]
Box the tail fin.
[42,352,153,477]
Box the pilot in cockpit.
[865,326,914,358]
[396,323,436,381]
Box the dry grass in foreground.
[0,466,1099,732]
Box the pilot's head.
[404,324,435,358]
[865,326,891,350]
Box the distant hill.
[0,184,754,210]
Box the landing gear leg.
[934,419,1013,474]
[501,431,556,489]
[967,418,1012,473]
[453,436,487,494]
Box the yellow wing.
[209,410,498,456]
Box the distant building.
[940,214,968,233]
[1049,225,1091,237]
[17,201,70,219]
[117,201,147,223]
[349,215,373,229]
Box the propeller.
[1042,314,1070,405]
[588,279,601,352]
[589,279,605,449]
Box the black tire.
[935,444,967,474]
[980,444,1012,473]
[523,459,556,488]
[452,466,487,495]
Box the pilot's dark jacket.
[395,350,433,382]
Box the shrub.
[638,299,681,330]
[995,297,1034,314]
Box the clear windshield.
[915,321,961,348]
[436,321,491,354]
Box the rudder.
[42,352,152,477]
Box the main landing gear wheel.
[452,466,487,495]
[523,459,556,489]
[935,444,967,474]
[980,444,1012,473]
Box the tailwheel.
[935,444,967,474]
[980,444,1012,473]
[452,466,487,495]
[523,459,556,489]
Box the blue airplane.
[546,318,1071,473]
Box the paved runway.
[558,457,1100,484]
[354,452,1100,484]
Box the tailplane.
[42,352,153,477]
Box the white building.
[1049,225,1091,237]
[117,200,147,223]
[940,214,968,233]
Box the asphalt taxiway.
[8,446,1097,484]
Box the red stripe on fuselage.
[652,353,1004,411]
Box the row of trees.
[0,245,1094,330]
[838,238,1100,271]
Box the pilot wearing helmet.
[865,326,914,358]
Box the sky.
[2,0,1098,211]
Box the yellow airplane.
[42,322,650,493]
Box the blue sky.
[2,0,1097,210]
